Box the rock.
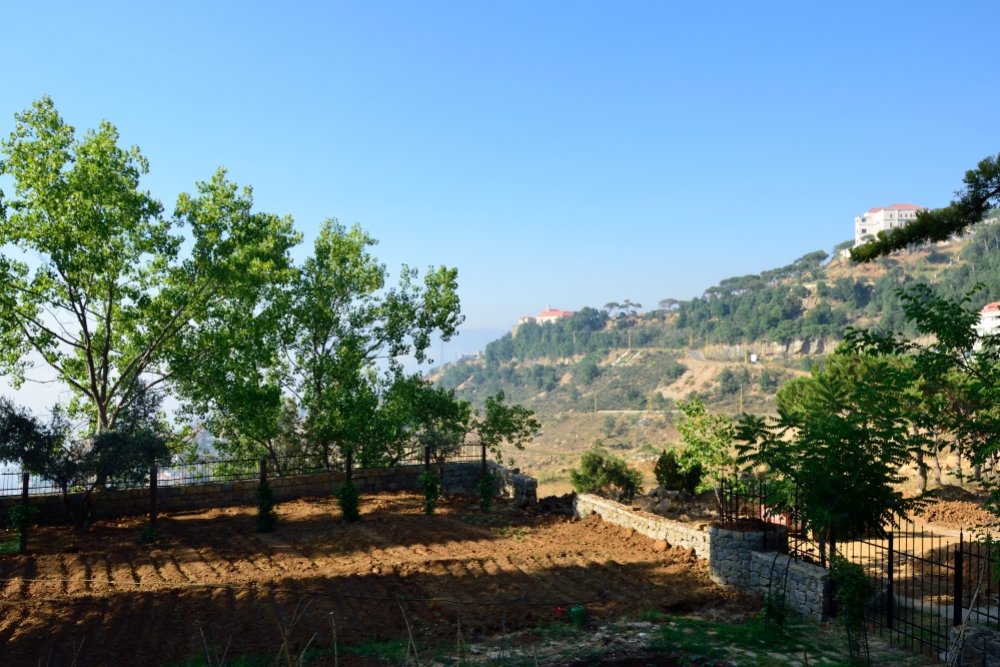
[653,540,668,553]
[632,496,658,513]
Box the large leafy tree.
[0,97,299,434]
[737,349,919,543]
[283,219,463,467]
[845,283,1000,499]
[851,152,1000,262]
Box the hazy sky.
[2,1,998,338]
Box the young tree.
[737,350,918,544]
[0,98,299,434]
[675,397,735,505]
[474,391,540,465]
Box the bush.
[8,504,39,553]
[654,450,684,490]
[337,480,360,523]
[256,480,277,532]
[419,471,440,515]
[478,471,495,513]
[570,448,642,502]
[654,449,704,495]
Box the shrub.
[256,480,277,532]
[419,471,440,515]
[683,461,704,495]
[654,449,704,495]
[654,450,684,490]
[8,505,39,553]
[336,480,360,523]
[570,448,642,502]
[478,471,495,513]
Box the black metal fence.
[719,476,1000,662]
[837,522,958,659]
[0,441,487,498]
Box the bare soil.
[0,492,752,666]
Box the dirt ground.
[0,492,752,666]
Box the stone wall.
[708,526,766,589]
[949,624,1000,666]
[573,493,830,621]
[573,493,710,558]
[0,461,536,525]
[749,552,830,622]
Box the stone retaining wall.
[749,552,830,622]
[573,493,710,558]
[949,625,1000,666]
[0,461,536,524]
[573,493,830,621]
[708,526,766,589]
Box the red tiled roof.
[538,308,574,318]
[981,302,1000,314]
[887,203,924,210]
[867,207,883,213]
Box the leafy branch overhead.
[851,152,1000,262]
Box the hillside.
[433,217,1000,494]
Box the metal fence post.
[424,445,431,472]
[954,532,964,627]
[887,530,894,630]
[345,449,353,483]
[21,472,29,505]
[480,441,487,475]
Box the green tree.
[285,220,463,468]
[570,447,642,502]
[845,283,1000,501]
[473,391,540,465]
[851,152,1000,262]
[737,350,918,544]
[0,97,299,434]
[675,397,734,504]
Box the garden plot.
[0,492,750,666]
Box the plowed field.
[0,493,750,666]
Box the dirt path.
[0,493,751,666]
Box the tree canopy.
[0,97,299,433]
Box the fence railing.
[0,441,489,499]
[719,475,1000,662]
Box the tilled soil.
[0,493,751,666]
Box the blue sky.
[2,0,998,352]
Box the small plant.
[256,480,277,532]
[138,526,160,545]
[8,504,39,553]
[419,471,440,515]
[337,480,360,522]
[570,448,642,502]
[478,471,495,513]
[832,555,872,665]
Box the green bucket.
[569,605,587,627]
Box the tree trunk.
[915,450,928,494]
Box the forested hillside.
[436,215,1000,412]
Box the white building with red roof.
[977,302,1000,337]
[854,204,926,247]
[517,306,576,327]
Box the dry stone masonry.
[574,493,830,621]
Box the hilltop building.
[854,204,926,247]
[977,302,1000,337]
[517,306,575,327]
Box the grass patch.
[0,533,19,554]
